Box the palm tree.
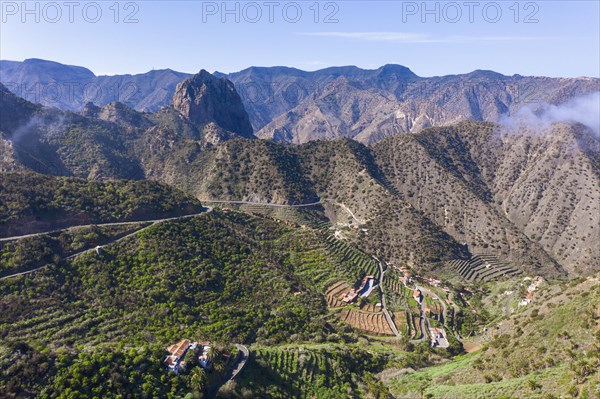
[207,347,225,373]
[190,367,208,395]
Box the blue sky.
[1,1,599,77]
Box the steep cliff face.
[172,70,254,139]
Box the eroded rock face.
[172,70,254,138]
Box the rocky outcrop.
[80,102,101,118]
[172,70,254,139]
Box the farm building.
[342,276,376,303]
[198,344,212,369]
[413,289,422,303]
[164,339,192,375]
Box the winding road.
[334,202,366,225]
[201,199,322,208]
[410,283,453,345]
[208,344,249,399]
[415,284,448,326]
[374,256,401,338]
[0,199,322,280]
[230,344,250,380]
[0,207,213,243]
[0,207,213,280]
[0,199,322,244]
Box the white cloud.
[500,92,600,136]
[298,31,547,44]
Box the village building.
[342,290,358,303]
[198,342,212,369]
[426,277,442,287]
[520,290,534,306]
[413,289,422,303]
[164,340,214,374]
[164,339,192,375]
[342,276,376,304]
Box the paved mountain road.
[208,344,250,399]
[0,207,213,280]
[201,199,322,208]
[230,344,250,380]
[374,256,401,338]
[0,207,213,243]
[0,200,322,280]
[0,199,322,243]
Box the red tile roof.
[167,339,191,357]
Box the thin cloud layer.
[299,32,547,44]
[500,92,600,135]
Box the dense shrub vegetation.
[0,171,203,236]
[0,211,366,397]
[0,224,147,276]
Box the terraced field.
[391,311,409,336]
[448,254,521,282]
[324,235,379,281]
[325,280,393,335]
[232,204,379,284]
[358,302,381,313]
[242,345,390,398]
[325,281,352,307]
[383,274,404,294]
[254,347,341,393]
[338,308,393,335]
[411,312,423,339]
[0,299,128,348]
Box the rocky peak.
[172,69,254,138]
[80,102,101,118]
[375,64,418,79]
[97,102,151,130]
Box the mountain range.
[1,58,600,399]
[1,65,598,278]
[2,58,598,144]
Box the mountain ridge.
[2,58,597,145]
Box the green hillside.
[0,210,368,398]
[0,171,203,237]
[387,274,600,399]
